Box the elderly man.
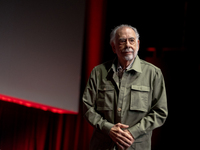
[82,24,168,150]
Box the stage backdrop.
[0,0,85,113]
[0,0,105,149]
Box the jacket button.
[118,108,122,112]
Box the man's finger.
[116,123,129,129]
[121,131,133,142]
[116,142,124,150]
[118,134,133,146]
[117,137,131,149]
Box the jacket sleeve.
[128,69,168,139]
[82,68,114,135]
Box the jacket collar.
[108,55,142,73]
[127,55,142,73]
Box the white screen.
[0,0,85,112]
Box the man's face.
[112,27,140,63]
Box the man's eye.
[129,39,135,43]
[119,39,126,44]
[120,39,126,42]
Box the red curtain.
[0,0,106,149]
[0,100,90,150]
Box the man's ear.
[137,39,140,50]
[111,42,116,54]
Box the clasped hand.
[109,123,135,150]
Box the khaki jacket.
[82,56,168,150]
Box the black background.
[99,1,200,149]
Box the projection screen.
[0,0,85,113]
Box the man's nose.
[126,40,131,48]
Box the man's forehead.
[116,27,136,38]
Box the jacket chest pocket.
[130,85,150,112]
[96,85,114,111]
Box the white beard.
[122,48,136,61]
[124,54,134,61]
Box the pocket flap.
[131,85,150,92]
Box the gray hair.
[110,24,140,45]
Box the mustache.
[121,48,134,52]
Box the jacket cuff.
[128,124,142,139]
[102,121,114,135]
